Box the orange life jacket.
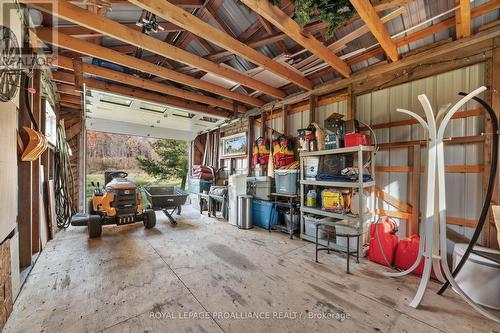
[252,137,270,165]
[273,135,295,167]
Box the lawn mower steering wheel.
[109,171,128,179]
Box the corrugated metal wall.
[254,64,485,245]
[356,63,486,240]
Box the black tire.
[143,209,156,229]
[88,199,96,215]
[88,217,102,238]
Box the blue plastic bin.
[188,178,213,193]
[252,200,280,229]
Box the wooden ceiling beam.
[34,27,258,109]
[57,83,81,96]
[456,0,472,39]
[56,22,183,38]
[55,55,238,116]
[240,0,351,77]
[22,0,204,8]
[28,1,283,100]
[349,0,399,62]
[53,72,229,117]
[128,0,313,90]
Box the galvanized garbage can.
[237,195,253,229]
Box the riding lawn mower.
[71,171,156,238]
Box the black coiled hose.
[54,125,75,228]
[437,93,499,295]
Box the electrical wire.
[54,124,75,228]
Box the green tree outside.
[136,139,189,190]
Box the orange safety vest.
[273,135,295,167]
[252,137,270,165]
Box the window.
[100,94,132,107]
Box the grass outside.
[85,172,181,208]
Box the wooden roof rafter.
[25,1,286,100]
[349,0,399,62]
[128,0,314,91]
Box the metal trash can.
[237,195,253,229]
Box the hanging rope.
[54,124,75,228]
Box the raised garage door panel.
[0,0,21,242]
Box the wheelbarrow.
[143,186,188,224]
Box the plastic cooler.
[274,170,299,195]
[252,200,279,229]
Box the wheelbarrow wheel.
[143,209,156,229]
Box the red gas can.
[368,217,398,267]
[345,133,371,147]
[395,235,440,279]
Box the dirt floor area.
[4,205,499,333]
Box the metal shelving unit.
[299,145,376,253]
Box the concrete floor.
[4,205,499,333]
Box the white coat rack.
[384,86,499,323]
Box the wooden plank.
[456,0,472,39]
[22,0,204,7]
[72,57,84,92]
[57,83,81,97]
[359,108,483,130]
[35,28,262,108]
[375,164,484,173]
[247,116,254,176]
[484,36,500,248]
[309,95,317,124]
[18,76,33,268]
[241,0,350,78]
[27,1,285,100]
[53,55,241,114]
[349,0,399,62]
[410,144,420,236]
[371,186,412,213]
[447,216,477,228]
[31,69,42,254]
[57,22,183,37]
[0,239,13,331]
[375,208,412,220]
[128,0,313,90]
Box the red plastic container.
[345,133,371,147]
[368,217,398,267]
[395,235,440,279]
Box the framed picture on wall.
[221,132,247,157]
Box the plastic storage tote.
[252,200,279,229]
[274,170,299,195]
[188,178,213,193]
[334,220,359,250]
[303,215,337,239]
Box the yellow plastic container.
[321,189,344,213]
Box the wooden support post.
[18,75,32,268]
[282,105,289,135]
[347,84,355,120]
[232,101,239,119]
[72,58,84,92]
[409,144,421,236]
[484,36,500,249]
[31,69,41,254]
[309,95,317,124]
[260,112,267,175]
[247,116,254,176]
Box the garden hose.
[54,124,75,228]
[437,93,498,295]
